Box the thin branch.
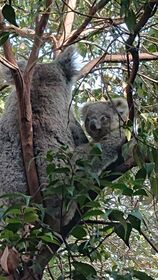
[78,52,158,79]
[90,231,114,254]
[140,229,158,253]
[125,47,139,123]
[65,0,111,45]
[26,0,53,73]
[125,1,158,122]
[59,0,77,44]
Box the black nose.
[90,123,97,130]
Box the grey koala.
[81,98,129,141]
[0,47,88,232]
[73,98,129,175]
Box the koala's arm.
[73,131,126,175]
[69,115,88,146]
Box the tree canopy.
[0,0,158,279]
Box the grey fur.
[0,47,87,231]
[81,98,129,141]
[73,98,129,175]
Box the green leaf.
[4,204,22,216]
[122,187,133,196]
[133,189,148,196]
[73,261,97,277]
[1,229,19,242]
[108,210,129,241]
[90,143,102,155]
[2,4,18,27]
[128,210,143,232]
[144,162,155,177]
[83,209,105,220]
[0,192,31,206]
[71,225,87,239]
[150,148,158,173]
[150,176,158,199]
[120,0,130,17]
[0,276,8,280]
[0,32,9,46]
[108,209,124,222]
[135,168,146,180]
[46,163,56,174]
[39,233,60,245]
[125,9,136,33]
[111,183,133,196]
[114,223,132,247]
[5,222,22,232]
[23,208,39,223]
[128,214,141,231]
[132,270,154,280]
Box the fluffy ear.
[0,60,26,84]
[112,98,129,119]
[81,103,92,121]
[56,46,79,81]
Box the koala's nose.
[90,120,101,131]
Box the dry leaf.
[0,246,19,274]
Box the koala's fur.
[73,98,129,175]
[0,47,88,232]
[81,98,129,141]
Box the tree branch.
[125,47,139,123]
[19,0,53,202]
[59,0,77,45]
[79,52,158,79]
[125,1,158,122]
[65,0,111,45]
[26,0,53,73]
[0,12,42,203]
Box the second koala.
[81,98,129,141]
[73,98,129,175]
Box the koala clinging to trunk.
[0,46,88,232]
[73,98,129,175]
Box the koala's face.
[83,103,113,141]
[82,98,129,141]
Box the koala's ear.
[56,46,79,82]
[113,98,129,118]
[0,60,26,85]
[81,103,91,121]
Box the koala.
[81,98,129,141]
[73,98,129,175]
[0,46,88,232]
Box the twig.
[79,52,158,79]
[65,0,111,45]
[59,0,77,45]
[26,0,53,73]
[125,1,158,123]
[140,229,158,253]
[125,46,139,123]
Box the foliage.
[0,0,158,279]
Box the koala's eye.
[119,111,124,115]
[101,115,110,121]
